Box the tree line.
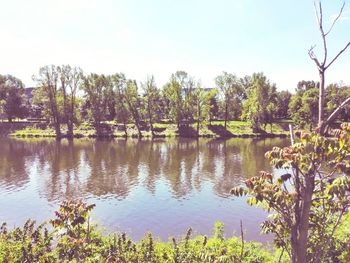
[0,67,349,138]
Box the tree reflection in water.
[0,137,289,241]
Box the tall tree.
[57,65,83,138]
[163,71,194,128]
[289,81,319,128]
[241,73,277,131]
[82,74,111,136]
[215,72,244,129]
[308,1,350,133]
[112,73,130,137]
[193,85,216,135]
[0,75,27,122]
[208,93,219,125]
[33,65,61,138]
[124,79,143,138]
[67,67,83,137]
[275,90,292,119]
[142,75,160,137]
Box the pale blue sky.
[0,0,349,91]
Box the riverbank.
[8,120,289,139]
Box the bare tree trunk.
[197,104,201,136]
[50,94,61,139]
[63,88,69,137]
[224,101,228,129]
[135,122,142,139]
[296,176,315,263]
[95,121,101,137]
[150,120,155,137]
[67,94,74,138]
[318,70,325,134]
[309,1,350,134]
[54,121,61,138]
[148,104,155,137]
[123,119,128,138]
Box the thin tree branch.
[316,1,328,66]
[325,2,346,36]
[240,220,245,261]
[325,41,350,70]
[314,1,321,26]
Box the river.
[0,137,289,242]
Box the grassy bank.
[9,121,289,139]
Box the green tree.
[163,71,194,128]
[33,65,62,138]
[232,124,350,262]
[112,73,130,137]
[241,73,277,131]
[193,85,216,135]
[0,74,27,122]
[57,65,83,137]
[289,81,319,129]
[325,83,350,122]
[208,94,219,125]
[82,74,111,136]
[275,90,292,119]
[124,79,143,138]
[215,72,244,129]
[142,75,160,137]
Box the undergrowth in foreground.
[1,200,349,262]
[0,200,277,263]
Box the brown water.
[0,137,289,242]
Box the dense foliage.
[1,65,349,138]
[0,75,27,122]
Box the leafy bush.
[232,123,350,262]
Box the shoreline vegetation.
[0,200,282,262]
[6,120,289,139]
[1,200,349,262]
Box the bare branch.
[319,1,323,30]
[314,1,321,26]
[325,41,350,70]
[315,1,329,65]
[325,2,346,36]
[308,46,322,69]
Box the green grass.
[9,121,289,138]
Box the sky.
[0,0,349,91]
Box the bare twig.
[308,46,321,69]
[314,1,321,26]
[240,220,245,261]
[315,1,329,66]
[278,247,285,263]
[325,2,346,36]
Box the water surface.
[0,137,288,242]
